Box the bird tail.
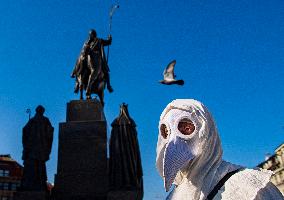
[176,80,184,85]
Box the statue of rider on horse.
[71,29,113,107]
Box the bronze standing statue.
[109,104,143,199]
[71,29,113,107]
[21,105,54,191]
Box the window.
[3,183,8,190]
[11,183,17,191]
[0,182,3,189]
[3,170,9,177]
[0,170,9,177]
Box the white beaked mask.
[156,99,277,200]
[156,99,210,192]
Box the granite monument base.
[54,99,107,200]
[107,190,143,200]
[14,191,49,200]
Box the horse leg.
[98,88,104,107]
[80,85,83,100]
[86,95,92,100]
[105,73,113,93]
[99,94,104,107]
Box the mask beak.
[163,137,195,192]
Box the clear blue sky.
[0,0,284,199]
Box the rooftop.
[0,154,17,162]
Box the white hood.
[156,99,241,199]
[156,99,281,200]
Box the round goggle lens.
[178,119,195,135]
[160,124,169,139]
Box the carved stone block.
[14,191,49,200]
[54,99,107,200]
[107,190,143,200]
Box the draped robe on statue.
[109,104,143,197]
[21,107,54,191]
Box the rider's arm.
[101,35,112,46]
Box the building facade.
[257,143,284,195]
[0,155,23,200]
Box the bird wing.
[163,60,176,80]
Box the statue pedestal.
[54,100,107,200]
[107,190,143,200]
[14,191,49,200]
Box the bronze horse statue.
[72,54,109,107]
[71,30,113,107]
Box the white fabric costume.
[156,99,283,200]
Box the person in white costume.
[156,99,284,200]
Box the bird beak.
[163,137,195,192]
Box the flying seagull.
[159,60,184,85]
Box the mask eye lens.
[178,119,195,135]
[160,124,169,139]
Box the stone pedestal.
[14,191,49,200]
[107,190,143,200]
[54,99,107,200]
